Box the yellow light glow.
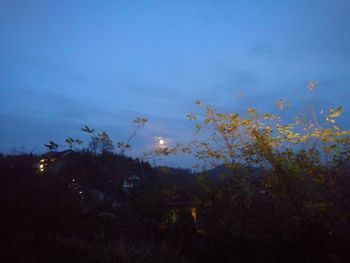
[191,207,197,222]
[39,164,44,168]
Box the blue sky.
[1,0,349,166]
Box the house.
[159,193,199,231]
[35,149,76,175]
[122,174,143,193]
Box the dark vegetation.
[0,152,197,263]
[1,150,350,263]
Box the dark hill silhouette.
[206,164,263,182]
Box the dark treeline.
[1,151,350,262]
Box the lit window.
[191,207,197,222]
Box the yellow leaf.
[329,106,343,118]
[276,99,287,110]
[247,108,257,116]
[322,128,332,138]
[307,80,317,91]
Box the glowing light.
[39,164,44,169]
[159,139,165,145]
[191,207,197,222]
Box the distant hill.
[205,164,263,182]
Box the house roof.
[41,149,76,160]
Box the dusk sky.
[1,0,349,167]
